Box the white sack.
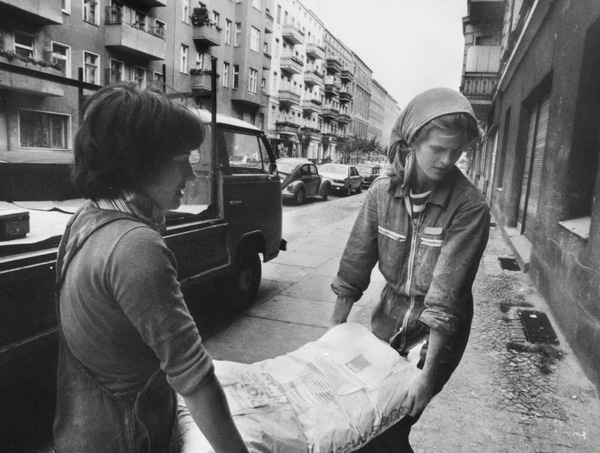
[179,322,421,453]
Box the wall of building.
[489,0,600,390]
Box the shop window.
[19,110,70,150]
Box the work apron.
[53,208,178,453]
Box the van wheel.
[295,188,306,205]
[217,249,261,312]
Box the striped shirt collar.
[94,190,166,233]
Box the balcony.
[104,8,166,60]
[325,58,342,74]
[193,23,222,47]
[304,70,324,87]
[276,121,301,134]
[324,76,341,95]
[280,56,304,75]
[306,43,325,60]
[302,99,322,114]
[0,0,63,25]
[302,127,322,140]
[340,69,354,82]
[321,132,337,143]
[232,88,265,108]
[0,51,64,96]
[190,71,212,95]
[282,24,305,45]
[265,13,274,34]
[339,90,353,103]
[278,89,301,107]
[322,108,339,121]
[337,113,351,124]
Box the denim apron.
[53,209,178,453]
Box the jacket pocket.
[377,225,407,280]
[414,231,443,290]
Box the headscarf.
[388,88,477,184]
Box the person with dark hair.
[330,88,489,452]
[54,83,248,453]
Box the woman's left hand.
[399,372,435,418]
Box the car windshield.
[277,162,297,175]
[320,165,347,175]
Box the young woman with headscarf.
[330,88,490,452]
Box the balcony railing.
[337,113,351,124]
[302,99,321,114]
[104,6,166,60]
[276,121,301,133]
[1,0,63,25]
[340,69,354,82]
[280,56,304,75]
[339,90,353,103]
[322,108,339,120]
[278,89,301,106]
[193,23,222,47]
[325,58,342,74]
[306,43,325,60]
[461,74,498,99]
[0,51,64,96]
[190,71,212,93]
[304,70,324,86]
[282,24,305,45]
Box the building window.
[248,68,258,93]
[110,59,124,83]
[195,51,205,69]
[223,62,230,87]
[233,64,239,88]
[182,0,189,23]
[51,42,70,77]
[277,5,281,24]
[250,27,260,52]
[225,19,232,44]
[212,11,220,25]
[83,51,99,84]
[14,32,34,59]
[234,22,241,46]
[62,0,71,14]
[133,10,147,30]
[180,44,189,73]
[133,66,146,89]
[83,0,98,25]
[19,110,70,150]
[252,0,261,10]
[154,20,166,39]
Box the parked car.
[229,154,262,168]
[356,163,382,187]
[277,158,331,205]
[319,163,364,195]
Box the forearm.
[182,374,248,453]
[421,328,450,382]
[330,296,354,326]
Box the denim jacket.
[332,166,489,351]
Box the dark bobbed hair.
[73,83,204,200]
[411,112,481,149]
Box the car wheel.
[295,187,306,205]
[216,248,261,312]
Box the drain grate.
[518,310,559,345]
[498,257,521,271]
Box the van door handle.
[229,200,242,205]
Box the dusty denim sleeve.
[331,183,381,301]
[419,195,490,336]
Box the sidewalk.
[203,199,600,452]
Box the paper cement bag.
[178,322,421,453]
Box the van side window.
[223,129,266,174]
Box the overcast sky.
[299,0,468,109]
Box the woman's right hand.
[330,297,354,327]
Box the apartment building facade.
[461,0,600,391]
[1,0,397,168]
